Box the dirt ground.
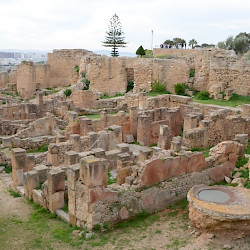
[0,173,249,250]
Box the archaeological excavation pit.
[187,184,250,233]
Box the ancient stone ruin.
[0,48,249,232]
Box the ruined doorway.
[126,68,134,92]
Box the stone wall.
[194,49,250,95]
[80,56,189,94]
[153,48,199,57]
[0,70,17,87]
[16,49,94,97]
[47,49,93,88]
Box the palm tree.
[189,39,198,49]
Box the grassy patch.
[27,144,49,154]
[9,189,21,198]
[107,171,117,185]
[190,146,213,158]
[35,182,44,190]
[193,93,250,107]
[235,157,248,168]
[213,180,237,187]
[80,113,101,119]
[114,211,160,230]
[101,93,124,99]
[0,163,12,173]
[245,140,250,154]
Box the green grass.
[80,113,101,119]
[146,90,171,96]
[131,141,141,145]
[9,189,21,198]
[190,146,213,158]
[193,93,250,107]
[35,182,44,190]
[235,157,248,168]
[27,144,49,154]
[107,171,117,185]
[245,140,250,154]
[101,93,124,99]
[0,163,12,173]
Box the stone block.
[80,156,108,187]
[108,125,122,143]
[138,148,153,162]
[67,164,80,191]
[65,150,79,166]
[116,143,129,153]
[34,165,48,183]
[117,166,131,185]
[48,169,65,194]
[56,136,66,143]
[91,148,105,158]
[117,152,131,162]
[209,164,231,182]
[12,148,26,188]
[49,191,65,212]
[124,134,135,144]
[89,186,118,204]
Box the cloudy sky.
[0,0,249,53]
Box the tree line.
[102,14,249,57]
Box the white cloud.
[0,0,249,52]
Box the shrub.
[81,71,86,78]
[2,101,6,105]
[196,91,210,100]
[73,65,79,72]
[126,81,134,92]
[63,89,72,97]
[151,79,166,92]
[82,78,90,90]
[189,69,195,77]
[174,83,186,95]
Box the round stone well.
[187,185,250,233]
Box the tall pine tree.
[103,14,127,57]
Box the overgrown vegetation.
[174,83,186,96]
[195,90,210,100]
[108,171,117,185]
[126,81,134,92]
[101,93,124,99]
[63,89,72,97]
[0,163,12,173]
[73,65,79,72]
[189,69,195,77]
[191,146,213,158]
[82,78,91,90]
[80,113,101,119]
[193,93,250,107]
[151,79,166,92]
[27,144,49,154]
[9,189,21,198]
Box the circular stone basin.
[198,189,230,203]
[187,185,250,231]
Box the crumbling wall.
[0,70,17,87]
[194,49,250,95]
[47,49,93,88]
[183,109,250,149]
[81,56,189,94]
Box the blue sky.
[0,0,249,53]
